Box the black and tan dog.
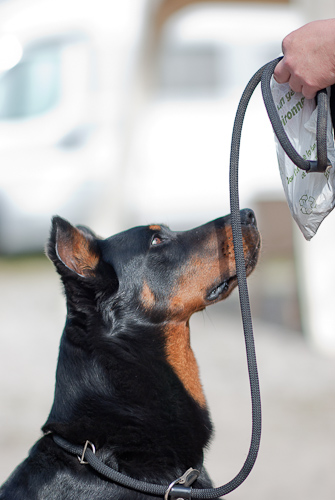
[0,210,260,499]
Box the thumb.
[273,59,291,84]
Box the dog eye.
[151,235,163,246]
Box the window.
[0,44,61,119]
[157,44,223,97]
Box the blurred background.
[0,0,335,497]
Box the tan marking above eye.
[164,322,206,408]
[149,225,162,231]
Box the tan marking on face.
[141,281,156,309]
[165,322,206,408]
[220,226,236,274]
[168,256,219,319]
[167,224,259,320]
[168,228,225,319]
[149,225,162,231]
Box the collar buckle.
[77,440,96,464]
[164,468,200,500]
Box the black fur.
[0,212,260,499]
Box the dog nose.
[240,208,257,227]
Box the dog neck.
[43,318,212,478]
[164,321,206,408]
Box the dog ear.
[47,216,100,278]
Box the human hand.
[274,19,335,99]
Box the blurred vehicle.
[0,32,107,253]
[0,0,144,254]
[125,3,303,229]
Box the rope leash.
[53,57,329,498]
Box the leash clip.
[164,468,200,500]
[77,440,96,465]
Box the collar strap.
[52,429,256,498]
[52,434,199,499]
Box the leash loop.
[261,56,331,173]
[228,54,329,496]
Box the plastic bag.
[271,80,335,240]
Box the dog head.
[47,210,260,324]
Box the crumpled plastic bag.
[271,80,335,240]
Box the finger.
[273,60,291,84]
[286,74,303,94]
[288,74,318,98]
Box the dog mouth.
[206,276,237,302]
